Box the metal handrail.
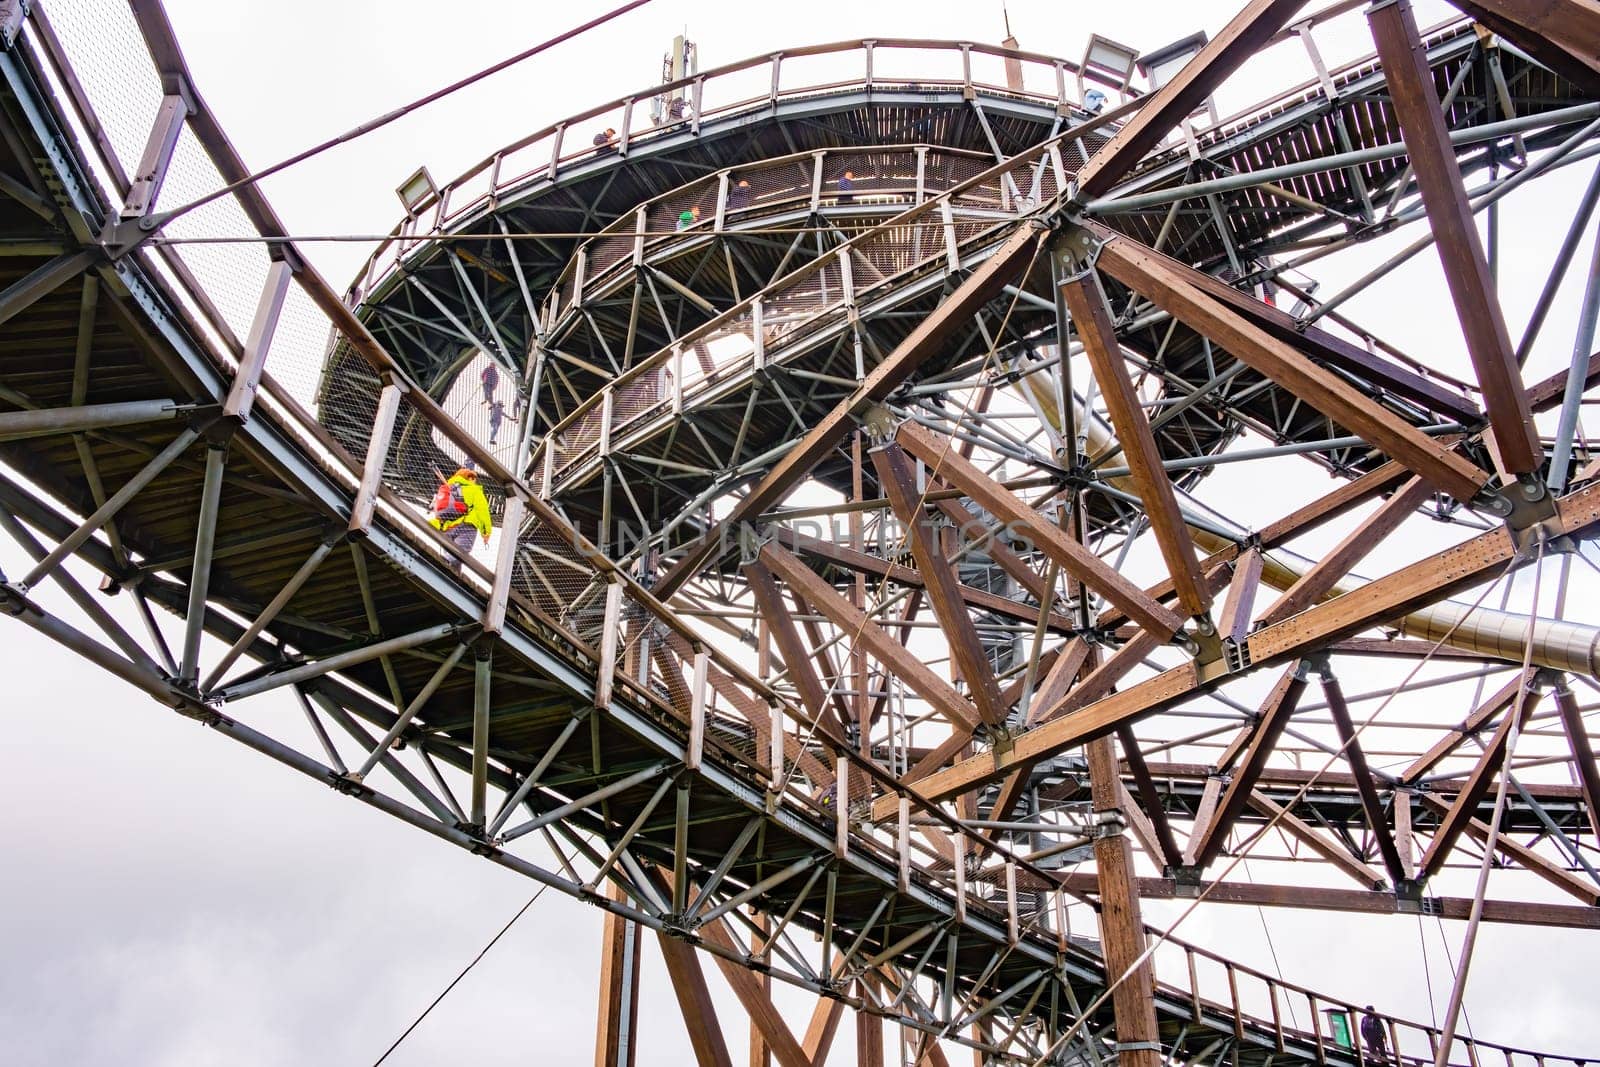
[18,7,1592,1066]
[349,35,1120,300]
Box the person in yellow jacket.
[428,462,492,569]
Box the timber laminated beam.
[1080,221,1480,422]
[656,933,737,1067]
[1401,669,1533,783]
[1319,667,1408,886]
[1255,476,1434,627]
[770,527,1076,632]
[1191,664,1308,869]
[656,223,1043,597]
[744,560,841,736]
[1247,790,1387,889]
[1417,794,1600,906]
[1058,262,1210,617]
[1093,233,1489,503]
[1049,873,1600,928]
[873,480,1600,816]
[1419,676,1543,879]
[1073,0,1311,198]
[895,421,1184,639]
[1368,0,1541,475]
[1553,678,1600,841]
[930,497,1052,603]
[1449,0,1600,97]
[1087,734,1162,1067]
[873,442,1009,728]
[759,542,984,732]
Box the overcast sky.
[4,1,1598,1064]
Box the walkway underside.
[2,3,1599,1066]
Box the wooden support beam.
[1192,664,1307,869]
[873,443,1009,727]
[751,917,772,1067]
[1255,460,1414,549]
[873,480,1600,816]
[1088,223,1480,424]
[802,997,846,1066]
[1100,452,1404,632]
[1420,678,1543,879]
[1060,265,1210,616]
[1026,638,1090,722]
[895,422,1184,638]
[595,882,641,1067]
[1074,0,1309,197]
[656,933,736,1067]
[1450,0,1600,97]
[1216,548,1263,644]
[1410,670,1541,784]
[1248,790,1387,889]
[931,497,1051,603]
[759,542,983,732]
[1183,776,1227,868]
[1087,734,1162,1067]
[1320,670,1407,885]
[699,918,815,1067]
[657,223,1042,597]
[1093,234,1488,502]
[1368,0,1540,475]
[1030,629,1167,727]
[855,986,885,1067]
[1554,679,1600,842]
[1051,871,1600,928]
[744,560,838,732]
[1119,725,1185,871]
[772,526,1075,632]
[1255,476,1433,627]
[796,603,855,732]
[1417,794,1600,906]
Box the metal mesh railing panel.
[158,126,275,346]
[38,0,163,183]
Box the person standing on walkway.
[1360,1007,1391,1067]
[429,461,493,571]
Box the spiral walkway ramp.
[3,1,1600,1063]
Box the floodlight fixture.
[395,166,439,216]
[1138,31,1208,91]
[1079,33,1140,98]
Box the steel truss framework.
[2,1,1600,1066]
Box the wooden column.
[1368,0,1539,475]
[595,882,641,1067]
[657,932,735,1067]
[1088,734,1162,1067]
[855,980,885,1067]
[751,917,771,1067]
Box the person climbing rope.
[428,461,493,570]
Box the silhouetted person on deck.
[487,399,506,445]
[1360,1007,1390,1067]
[480,361,500,405]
